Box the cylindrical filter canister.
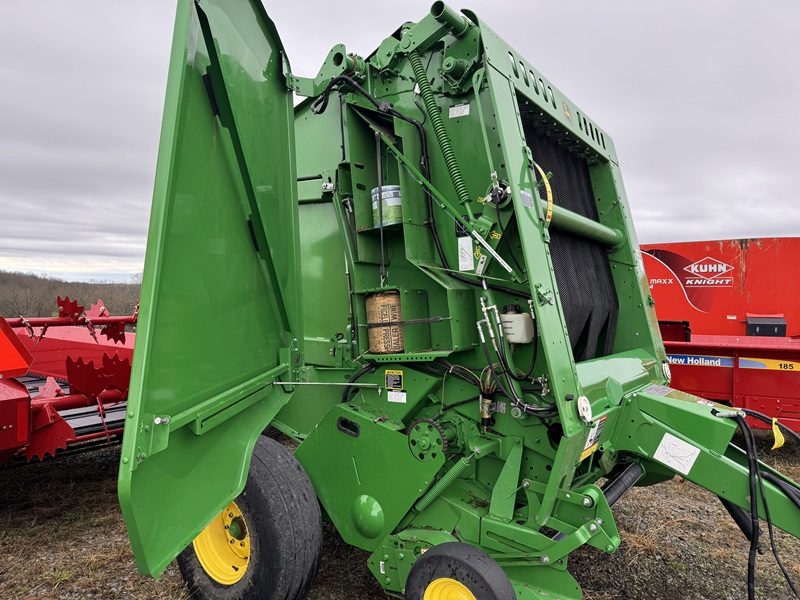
[365,291,404,354]
[371,185,403,228]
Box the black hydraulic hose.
[748,426,800,598]
[506,320,539,382]
[731,413,761,600]
[341,361,378,404]
[408,50,471,206]
[440,394,481,412]
[718,495,760,544]
[740,408,800,446]
[375,132,387,283]
[762,472,800,511]
[728,413,800,599]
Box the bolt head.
[589,524,597,532]
[540,555,550,564]
[582,498,592,507]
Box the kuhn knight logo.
[683,256,734,287]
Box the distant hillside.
[0,270,140,318]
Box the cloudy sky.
[1,1,798,281]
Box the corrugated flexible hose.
[408,50,471,206]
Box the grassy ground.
[0,431,797,599]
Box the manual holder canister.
[371,185,403,228]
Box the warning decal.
[580,416,606,461]
[653,432,700,476]
[385,369,403,390]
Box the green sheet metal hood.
[118,0,300,577]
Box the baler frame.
[117,2,800,599]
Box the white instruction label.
[475,254,488,276]
[583,416,606,451]
[449,103,470,118]
[387,390,407,404]
[653,432,700,476]
[457,236,474,272]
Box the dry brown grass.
[0,446,190,600]
[1,429,798,600]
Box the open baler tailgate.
[118,0,301,577]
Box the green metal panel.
[118,0,299,577]
[294,404,445,551]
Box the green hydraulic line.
[408,49,474,219]
[414,453,473,512]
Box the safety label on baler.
[387,390,407,404]
[458,236,474,271]
[449,103,470,118]
[385,369,403,390]
[653,432,700,476]
[580,416,606,462]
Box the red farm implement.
[642,237,800,431]
[0,297,136,463]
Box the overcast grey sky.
[1,1,798,281]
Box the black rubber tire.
[177,436,322,600]
[404,542,515,600]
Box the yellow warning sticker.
[580,416,606,461]
[385,369,403,390]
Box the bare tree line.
[0,271,140,318]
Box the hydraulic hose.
[341,361,378,403]
[762,472,800,511]
[408,50,471,207]
[719,496,761,543]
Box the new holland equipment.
[643,238,800,432]
[118,2,800,599]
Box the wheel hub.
[423,577,477,600]
[192,500,251,585]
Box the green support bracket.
[536,435,583,527]
[286,44,366,97]
[370,6,475,72]
[367,528,459,594]
[488,438,523,522]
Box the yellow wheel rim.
[193,500,250,585]
[423,577,477,600]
